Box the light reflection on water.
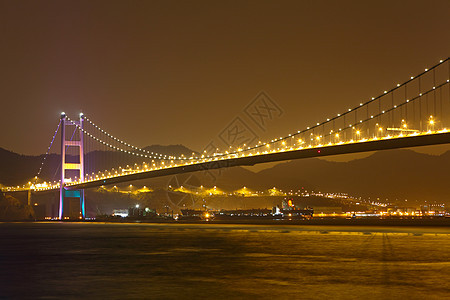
[0,222,449,299]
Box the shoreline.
[2,217,449,227]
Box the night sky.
[1,0,449,155]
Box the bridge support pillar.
[60,189,85,219]
[59,112,85,220]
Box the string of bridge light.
[308,80,450,143]
[64,85,450,188]
[84,116,169,159]
[66,57,449,164]
[218,57,450,157]
[66,117,184,161]
[35,120,61,180]
[206,80,449,159]
[64,79,449,186]
[238,80,449,154]
[82,116,199,161]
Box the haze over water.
[1,222,449,299]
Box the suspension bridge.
[2,58,450,219]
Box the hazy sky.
[1,0,449,155]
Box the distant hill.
[0,148,51,186]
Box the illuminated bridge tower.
[59,112,85,220]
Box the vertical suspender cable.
[391,92,394,127]
[404,84,407,124]
[433,69,436,118]
[419,77,422,131]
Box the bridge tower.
[59,112,85,220]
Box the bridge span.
[67,130,450,190]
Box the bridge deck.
[64,131,450,190]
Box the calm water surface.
[0,222,449,299]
